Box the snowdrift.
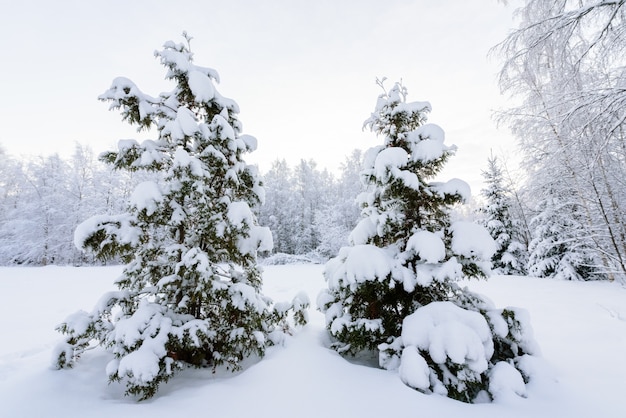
[1,264,625,417]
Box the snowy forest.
[1,3,624,280]
[0,145,364,265]
[2,2,625,284]
[2,119,626,285]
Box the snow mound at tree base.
[385,301,537,403]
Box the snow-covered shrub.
[53,34,308,400]
[384,301,538,403]
[317,79,538,402]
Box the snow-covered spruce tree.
[527,185,605,281]
[53,35,308,400]
[317,80,538,403]
[480,154,527,275]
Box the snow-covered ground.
[1,264,624,417]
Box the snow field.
[0,265,624,417]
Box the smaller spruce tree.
[53,34,308,400]
[318,79,538,403]
[527,186,604,280]
[480,154,527,275]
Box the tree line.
[3,136,626,284]
[0,144,363,266]
[0,145,135,265]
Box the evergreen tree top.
[98,35,243,151]
[363,79,432,146]
[361,79,458,185]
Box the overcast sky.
[0,0,520,193]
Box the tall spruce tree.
[53,35,308,400]
[480,154,527,275]
[318,80,538,402]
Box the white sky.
[0,0,520,193]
